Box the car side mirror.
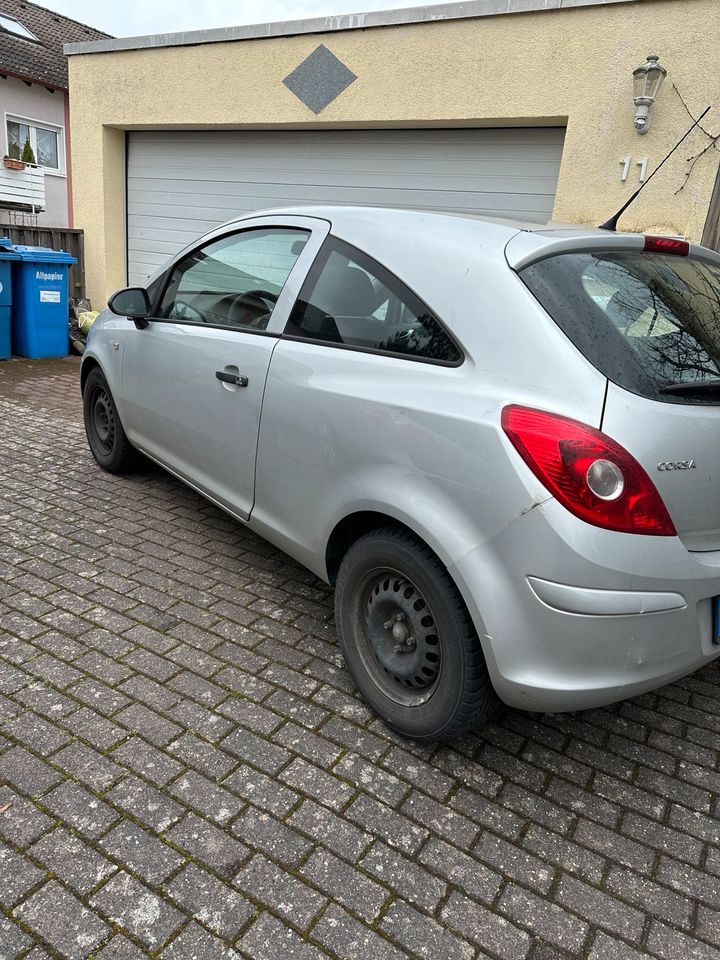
[108,287,152,327]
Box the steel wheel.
[336,527,495,740]
[89,384,116,457]
[82,367,138,473]
[361,569,442,706]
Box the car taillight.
[643,235,689,256]
[501,406,677,536]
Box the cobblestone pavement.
[1,356,719,960]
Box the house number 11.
[620,157,649,183]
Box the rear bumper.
[451,499,720,713]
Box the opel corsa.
[82,206,720,740]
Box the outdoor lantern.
[633,54,667,134]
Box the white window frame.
[4,113,65,176]
[0,14,39,43]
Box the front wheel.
[83,368,138,473]
[335,528,495,740]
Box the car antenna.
[598,105,711,232]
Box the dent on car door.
[120,218,329,520]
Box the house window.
[6,118,62,172]
[0,14,39,43]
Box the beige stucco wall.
[68,0,720,305]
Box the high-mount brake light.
[643,235,690,256]
[501,406,677,536]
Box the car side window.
[284,238,462,364]
[157,228,309,330]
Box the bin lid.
[12,244,77,265]
[0,237,20,260]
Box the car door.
[120,216,328,520]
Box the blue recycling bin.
[10,244,77,359]
[0,238,19,360]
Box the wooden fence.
[1,226,86,301]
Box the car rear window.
[520,251,720,403]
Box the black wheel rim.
[89,385,116,456]
[356,568,442,707]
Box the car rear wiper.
[660,378,720,395]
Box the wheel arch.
[325,511,414,584]
[80,355,101,393]
[325,511,472,604]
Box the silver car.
[82,206,720,740]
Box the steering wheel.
[247,289,278,307]
[172,299,204,323]
[228,289,278,327]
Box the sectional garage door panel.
[126,128,566,285]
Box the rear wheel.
[83,368,137,473]
[335,527,495,740]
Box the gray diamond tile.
[283,44,357,114]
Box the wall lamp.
[633,54,667,134]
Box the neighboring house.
[0,0,109,227]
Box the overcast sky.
[38,0,449,37]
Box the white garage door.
[126,128,566,285]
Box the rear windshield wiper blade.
[660,379,720,395]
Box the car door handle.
[215,370,249,387]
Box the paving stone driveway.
[0,356,719,960]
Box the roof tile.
[0,0,110,89]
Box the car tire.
[335,527,495,740]
[83,368,138,473]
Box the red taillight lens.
[643,235,689,256]
[502,406,677,536]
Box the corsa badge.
[657,460,697,471]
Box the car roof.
[199,204,720,275]
[223,203,659,264]
[226,203,617,239]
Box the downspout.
[64,89,73,227]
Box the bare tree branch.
[674,84,718,139]
[675,140,720,195]
[671,85,719,194]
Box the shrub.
[21,137,36,164]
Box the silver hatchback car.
[82,206,720,740]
